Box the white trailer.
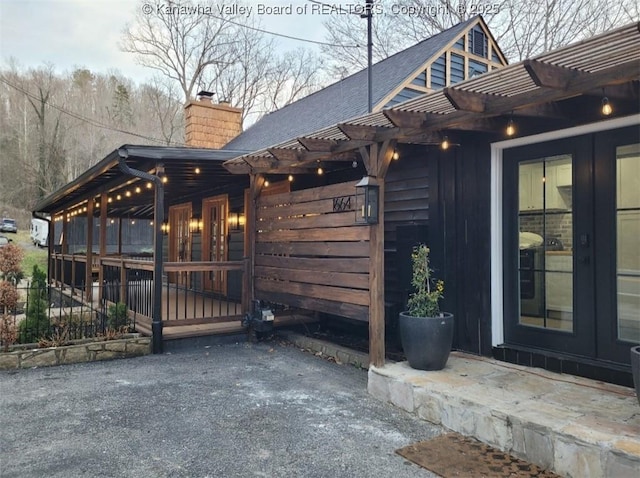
[30,218,49,247]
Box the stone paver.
[369,352,640,478]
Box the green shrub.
[18,265,50,343]
[107,302,129,330]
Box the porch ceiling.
[34,145,250,218]
[223,22,640,175]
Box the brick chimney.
[184,92,242,149]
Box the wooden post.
[62,211,69,254]
[120,258,126,305]
[61,213,68,287]
[85,200,94,303]
[117,218,123,256]
[367,140,396,368]
[48,215,56,284]
[246,174,264,312]
[99,192,107,302]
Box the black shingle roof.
[223,17,477,152]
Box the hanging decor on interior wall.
[399,244,454,371]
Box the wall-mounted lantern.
[189,216,203,233]
[228,211,245,231]
[355,175,379,224]
[161,222,170,235]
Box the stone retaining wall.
[0,337,151,370]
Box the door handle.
[580,233,590,247]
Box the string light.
[317,160,323,175]
[506,117,516,136]
[264,179,270,187]
[195,167,201,174]
[601,96,612,116]
[162,176,168,184]
[146,182,153,189]
[288,174,294,182]
[441,136,450,150]
[116,194,122,200]
[125,191,131,197]
[392,150,399,160]
[135,186,141,193]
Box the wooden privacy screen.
[254,181,370,321]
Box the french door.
[168,202,192,286]
[202,195,228,294]
[504,126,639,364]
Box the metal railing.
[49,253,248,330]
[0,281,136,349]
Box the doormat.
[396,433,561,478]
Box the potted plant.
[399,244,454,371]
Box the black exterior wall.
[427,132,497,357]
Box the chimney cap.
[197,90,215,100]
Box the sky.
[0,0,331,85]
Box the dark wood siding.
[383,147,430,311]
[428,133,496,356]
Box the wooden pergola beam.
[296,137,338,152]
[383,110,427,128]
[443,87,487,113]
[338,123,389,141]
[523,59,590,90]
[267,148,301,163]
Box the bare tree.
[202,17,275,123]
[140,77,185,146]
[120,0,325,126]
[120,0,239,101]
[262,49,325,113]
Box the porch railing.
[49,253,249,334]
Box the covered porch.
[34,146,262,347]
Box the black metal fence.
[0,281,136,349]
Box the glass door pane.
[518,155,573,332]
[616,143,640,342]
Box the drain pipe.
[118,147,164,354]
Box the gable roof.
[223,16,481,152]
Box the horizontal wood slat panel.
[255,255,370,273]
[258,210,355,231]
[256,290,369,322]
[255,180,370,321]
[255,277,369,307]
[257,226,369,243]
[258,181,358,207]
[255,241,369,257]
[258,197,346,219]
[255,265,369,290]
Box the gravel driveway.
[0,341,441,477]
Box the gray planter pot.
[631,346,640,406]
[399,311,454,371]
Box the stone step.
[368,352,640,478]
